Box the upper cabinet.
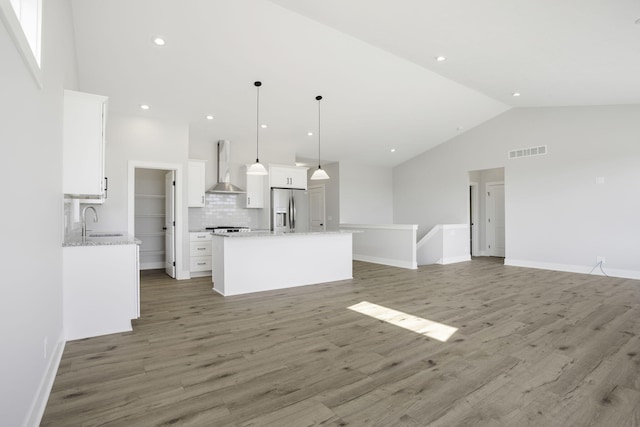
[245,165,264,208]
[269,165,308,190]
[187,160,206,207]
[63,90,108,201]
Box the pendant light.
[247,81,268,175]
[310,95,330,180]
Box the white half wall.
[339,161,393,224]
[394,106,640,279]
[341,224,417,269]
[0,1,78,425]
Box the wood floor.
[42,258,640,426]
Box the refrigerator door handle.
[288,195,293,231]
[292,195,296,230]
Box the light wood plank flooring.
[42,258,640,426]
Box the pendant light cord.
[255,81,261,162]
[316,95,322,168]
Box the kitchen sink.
[88,233,124,237]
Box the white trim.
[353,254,418,270]
[127,161,187,280]
[505,259,640,280]
[0,0,42,88]
[341,223,418,231]
[25,336,65,427]
[190,271,211,278]
[140,261,165,270]
[441,255,472,265]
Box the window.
[0,0,43,87]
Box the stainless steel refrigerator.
[271,188,309,232]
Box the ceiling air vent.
[508,145,547,159]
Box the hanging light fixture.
[247,81,268,175]
[310,95,330,180]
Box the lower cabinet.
[190,232,212,276]
[63,244,140,341]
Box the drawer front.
[190,241,212,256]
[190,256,211,272]
[190,232,212,241]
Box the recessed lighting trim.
[140,104,150,110]
[307,132,313,136]
[436,56,446,62]
[206,115,214,120]
[152,36,166,46]
[390,148,396,153]
[261,124,267,128]
[512,92,521,97]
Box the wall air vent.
[508,145,547,159]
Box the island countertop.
[210,230,359,238]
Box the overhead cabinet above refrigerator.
[269,165,308,190]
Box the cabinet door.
[188,160,206,207]
[245,168,264,208]
[63,90,107,198]
[269,166,308,190]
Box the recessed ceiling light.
[307,132,313,136]
[512,92,521,97]
[390,148,396,153]
[436,56,446,62]
[140,104,150,110]
[206,115,214,120]
[456,126,464,131]
[261,124,267,128]
[152,37,166,46]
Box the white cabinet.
[245,165,264,208]
[188,160,206,207]
[190,232,212,276]
[63,244,139,341]
[269,165,308,190]
[63,90,108,201]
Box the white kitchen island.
[211,231,356,296]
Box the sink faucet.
[82,206,98,237]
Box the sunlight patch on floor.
[348,301,458,342]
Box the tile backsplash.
[189,193,261,230]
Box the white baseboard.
[505,258,640,280]
[140,261,164,270]
[26,336,65,427]
[353,254,417,270]
[190,271,212,278]
[440,255,471,265]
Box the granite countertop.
[210,230,360,238]
[63,232,141,247]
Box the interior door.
[309,186,326,231]
[486,183,505,257]
[165,171,176,278]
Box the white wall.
[394,106,640,278]
[339,161,393,224]
[0,1,78,425]
[90,113,190,277]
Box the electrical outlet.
[597,256,605,264]
[43,337,48,359]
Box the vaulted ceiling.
[70,0,640,167]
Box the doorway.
[309,185,326,231]
[127,161,184,281]
[468,168,505,258]
[134,168,176,278]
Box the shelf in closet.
[140,250,166,256]
[135,194,166,199]
[136,232,166,238]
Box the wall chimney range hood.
[206,140,245,194]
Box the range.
[206,226,251,234]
